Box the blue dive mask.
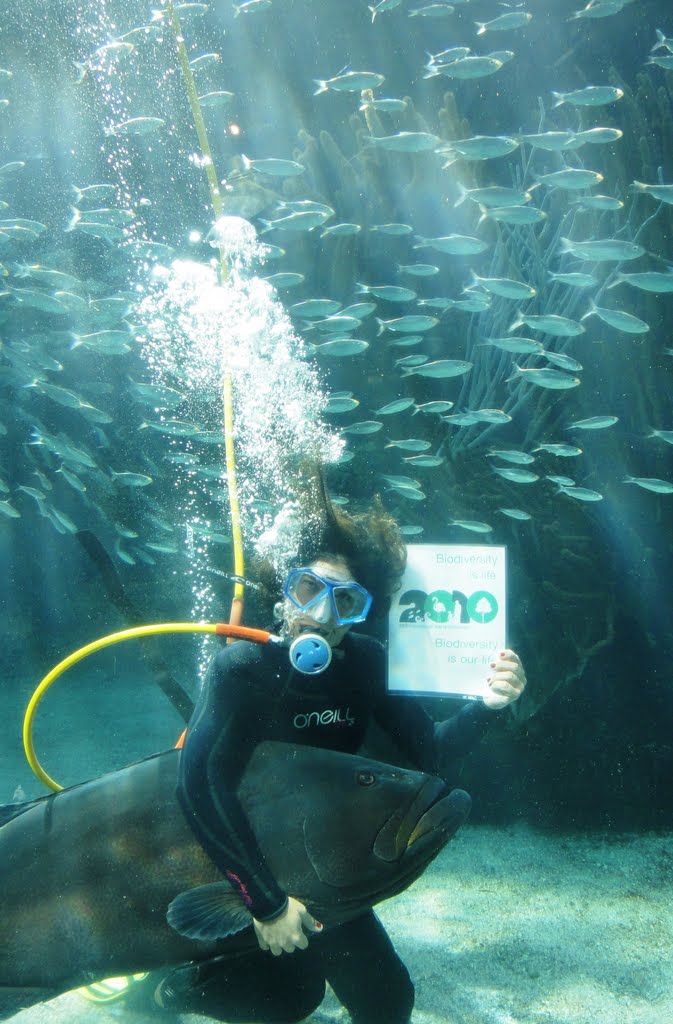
[283,568,373,626]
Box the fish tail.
[369,5,377,22]
[73,59,88,83]
[240,153,253,172]
[475,21,486,34]
[508,312,524,333]
[375,318,386,336]
[580,298,597,321]
[69,332,83,349]
[652,29,666,51]
[422,66,439,79]
[0,794,51,827]
[313,80,328,95]
[354,282,370,294]
[453,183,468,208]
[551,91,566,108]
[476,204,489,227]
[558,236,572,254]
[630,181,646,194]
[64,207,80,232]
[606,274,623,290]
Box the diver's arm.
[176,645,288,922]
[372,646,525,772]
[374,690,493,773]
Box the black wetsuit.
[173,632,494,1024]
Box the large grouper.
[0,741,470,1020]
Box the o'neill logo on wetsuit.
[293,706,355,729]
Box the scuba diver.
[126,471,526,1022]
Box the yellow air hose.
[25,4,262,1005]
[163,0,246,626]
[23,2,257,797]
[23,621,278,793]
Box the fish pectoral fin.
[166,883,253,941]
[0,794,52,827]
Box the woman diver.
[129,470,526,1022]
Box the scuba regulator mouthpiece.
[288,633,332,674]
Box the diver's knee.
[275,976,326,1023]
[351,973,414,1024]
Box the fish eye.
[356,770,376,787]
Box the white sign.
[387,544,507,699]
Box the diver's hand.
[483,649,526,710]
[253,897,323,956]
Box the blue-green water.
[2,0,673,810]
[1,0,673,977]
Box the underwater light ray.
[163,0,249,624]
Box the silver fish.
[365,132,440,152]
[509,312,585,336]
[552,85,624,107]
[548,272,597,288]
[623,476,673,494]
[559,236,645,262]
[325,393,360,414]
[377,315,439,333]
[476,11,532,33]
[385,439,433,451]
[492,467,540,483]
[314,71,385,95]
[241,155,305,177]
[414,234,489,255]
[536,168,604,190]
[568,416,619,430]
[647,429,673,445]
[486,450,536,465]
[317,339,369,357]
[439,135,519,162]
[470,273,536,300]
[106,116,166,136]
[558,486,604,501]
[508,366,581,390]
[581,301,649,334]
[426,56,503,79]
[608,271,673,293]
[376,398,416,415]
[449,520,493,533]
[401,359,472,379]
[630,180,673,204]
[498,508,532,520]
[341,421,384,435]
[533,444,582,457]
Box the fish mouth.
[373,780,471,862]
[406,788,471,848]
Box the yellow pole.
[163,0,245,623]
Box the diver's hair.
[252,465,407,620]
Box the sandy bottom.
[6,824,671,1024]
